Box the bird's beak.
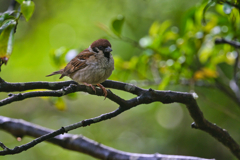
[104,46,112,53]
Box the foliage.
[107,1,240,92]
[0,0,34,69]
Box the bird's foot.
[97,83,108,99]
[83,82,96,93]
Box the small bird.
[46,39,114,98]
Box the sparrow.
[46,39,114,98]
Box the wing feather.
[62,50,94,76]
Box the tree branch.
[0,78,240,159]
[215,38,240,48]
[0,78,142,95]
[0,116,213,160]
[0,83,126,107]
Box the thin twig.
[215,38,240,48]
[0,142,9,151]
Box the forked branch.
[0,78,239,159]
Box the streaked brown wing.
[63,49,95,75]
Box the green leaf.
[54,97,67,111]
[0,11,16,24]
[149,21,160,36]
[230,8,240,31]
[151,20,171,48]
[66,92,78,99]
[21,1,35,21]
[202,0,216,25]
[223,3,232,15]
[111,15,124,36]
[158,75,171,90]
[0,19,16,34]
[50,47,69,68]
[0,20,16,68]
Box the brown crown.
[90,39,111,48]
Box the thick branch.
[0,83,126,107]
[0,78,240,159]
[0,78,143,95]
[0,116,213,160]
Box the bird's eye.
[98,46,104,50]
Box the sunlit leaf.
[54,97,67,111]
[194,68,218,80]
[66,92,78,99]
[184,19,194,33]
[203,14,218,32]
[202,68,218,78]
[136,54,149,78]
[198,43,213,63]
[128,56,138,70]
[151,20,171,48]
[179,7,196,35]
[149,21,160,36]
[0,20,16,70]
[158,21,172,35]
[229,8,240,31]
[164,31,178,41]
[158,75,171,90]
[111,15,124,36]
[215,3,225,16]
[21,1,35,21]
[195,4,206,26]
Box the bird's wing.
[63,49,95,75]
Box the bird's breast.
[70,54,114,85]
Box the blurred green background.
[0,0,240,159]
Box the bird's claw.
[97,83,108,100]
[84,82,96,93]
[83,83,108,99]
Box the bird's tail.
[46,69,64,79]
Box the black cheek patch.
[93,47,98,53]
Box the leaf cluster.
[0,0,34,70]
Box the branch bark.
[0,116,213,160]
[0,78,239,159]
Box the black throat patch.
[104,52,110,61]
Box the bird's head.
[90,39,112,55]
